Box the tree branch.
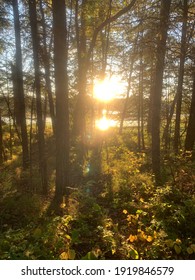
[87,0,137,62]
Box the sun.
[93,76,125,102]
[96,116,110,131]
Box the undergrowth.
[0,132,195,260]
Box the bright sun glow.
[94,76,125,102]
[96,116,110,131]
[95,110,116,131]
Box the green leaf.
[71,230,80,243]
[33,228,42,239]
[187,247,194,255]
[129,248,139,259]
[82,251,98,260]
[190,244,195,252]
[174,244,181,254]
[68,249,76,260]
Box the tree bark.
[0,109,3,164]
[53,0,70,201]
[185,61,195,151]
[174,0,188,153]
[29,0,48,194]
[39,0,56,136]
[151,0,171,184]
[12,0,29,169]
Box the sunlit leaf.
[129,234,137,242]
[65,234,71,240]
[60,252,69,260]
[146,236,153,242]
[129,248,139,259]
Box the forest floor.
[0,130,195,259]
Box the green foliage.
[0,130,195,260]
[0,215,73,260]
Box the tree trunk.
[39,0,56,136]
[29,0,48,194]
[138,49,145,151]
[151,0,171,184]
[53,0,70,201]
[174,0,188,153]
[0,109,3,164]
[12,0,29,169]
[163,92,177,150]
[73,0,87,139]
[185,62,195,151]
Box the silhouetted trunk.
[73,0,87,139]
[39,0,56,136]
[53,0,70,201]
[185,63,195,151]
[163,93,177,149]
[174,0,188,153]
[12,0,29,169]
[119,55,135,135]
[29,0,48,194]
[0,109,3,164]
[151,0,171,184]
[138,49,145,151]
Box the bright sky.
[93,75,126,102]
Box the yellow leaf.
[153,231,157,239]
[65,234,71,240]
[138,230,147,241]
[60,203,66,209]
[129,234,137,242]
[123,209,128,214]
[174,244,181,254]
[176,238,182,244]
[60,252,68,260]
[147,236,153,242]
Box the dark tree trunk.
[185,64,195,151]
[73,0,87,139]
[0,109,3,164]
[163,93,177,150]
[174,0,188,153]
[119,52,135,135]
[12,0,29,169]
[29,0,48,194]
[53,0,70,201]
[39,0,56,136]
[151,0,171,184]
[138,50,145,151]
